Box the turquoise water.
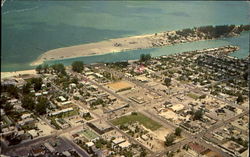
[2,1,250,71]
[46,31,250,66]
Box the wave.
[2,6,39,15]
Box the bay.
[1,1,249,71]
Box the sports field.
[111,112,162,131]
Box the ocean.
[2,1,249,72]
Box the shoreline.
[1,69,37,79]
[1,45,242,79]
[30,25,249,66]
[30,33,166,66]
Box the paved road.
[61,137,89,157]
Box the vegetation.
[230,136,248,148]
[35,97,49,115]
[164,77,172,87]
[193,109,204,120]
[165,133,176,146]
[1,84,19,98]
[140,54,151,62]
[72,61,84,73]
[174,127,182,136]
[30,77,43,91]
[236,94,244,104]
[111,112,162,131]
[21,95,35,110]
[51,63,66,75]
[187,93,199,100]
[22,82,31,95]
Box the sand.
[30,32,174,66]
[1,69,36,79]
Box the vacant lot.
[111,112,162,131]
[106,81,134,92]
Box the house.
[94,73,104,78]
[61,101,72,106]
[28,129,39,138]
[44,142,55,152]
[55,118,70,129]
[62,151,71,157]
[86,141,95,147]
[118,141,131,149]
[59,96,66,102]
[8,99,18,104]
[79,108,90,117]
[18,117,35,126]
[141,135,149,141]
[49,108,74,116]
[32,147,45,157]
[170,104,185,112]
[35,93,42,97]
[21,113,32,120]
[112,137,126,146]
[87,120,113,135]
[69,83,77,88]
[0,109,5,116]
[42,91,48,95]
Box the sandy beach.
[30,25,249,66]
[1,69,37,79]
[30,32,175,66]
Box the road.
[61,137,89,157]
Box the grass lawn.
[187,93,199,100]
[80,129,99,140]
[111,112,162,131]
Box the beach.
[1,69,36,79]
[30,25,249,66]
[30,32,171,66]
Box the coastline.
[1,69,37,79]
[30,25,249,66]
[30,33,166,66]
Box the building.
[112,137,126,147]
[59,96,66,102]
[44,142,55,153]
[49,107,73,116]
[170,104,185,113]
[118,141,131,149]
[87,120,113,135]
[28,129,39,138]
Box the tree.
[51,63,66,75]
[193,109,204,120]
[165,133,175,146]
[71,77,79,84]
[199,94,206,99]
[3,85,19,98]
[31,78,43,91]
[21,95,35,110]
[72,61,84,73]
[140,148,147,157]
[3,103,13,114]
[175,127,182,136]
[236,94,244,103]
[36,65,42,74]
[22,83,31,94]
[140,54,151,62]
[35,97,49,115]
[43,64,49,73]
[164,77,172,87]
